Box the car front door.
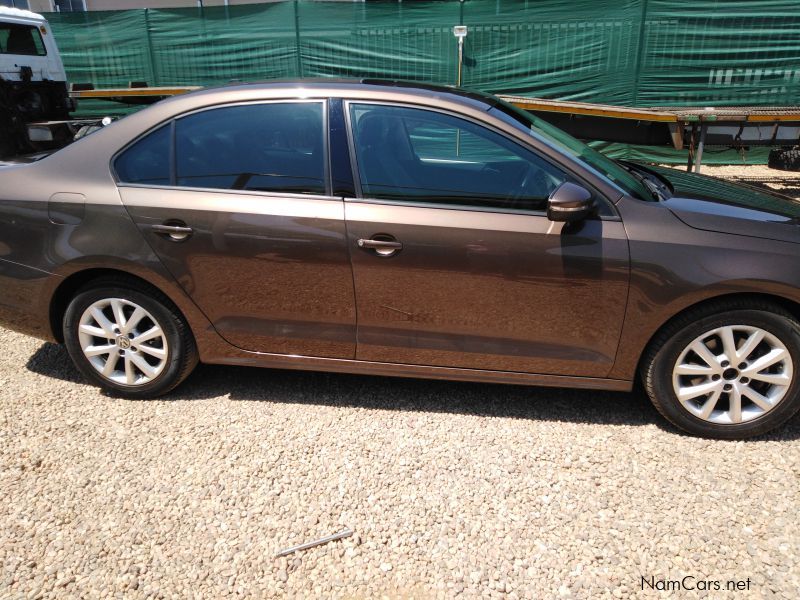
[115,100,356,358]
[343,102,629,377]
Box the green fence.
[46,0,800,163]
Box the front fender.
[610,196,800,380]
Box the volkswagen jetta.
[1,80,799,439]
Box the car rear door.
[342,101,629,377]
[115,100,356,358]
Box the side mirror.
[547,182,595,223]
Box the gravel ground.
[667,163,800,199]
[2,166,800,599]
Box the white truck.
[0,7,74,157]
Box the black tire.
[642,300,800,439]
[63,277,198,398]
[768,147,800,172]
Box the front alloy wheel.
[643,302,800,439]
[672,325,792,425]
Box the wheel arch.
[49,267,194,344]
[636,291,800,380]
[58,267,202,397]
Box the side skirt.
[203,350,634,392]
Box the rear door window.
[175,102,326,195]
[114,124,171,186]
[115,102,328,195]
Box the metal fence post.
[458,0,465,86]
[144,8,158,87]
[293,0,303,78]
[630,0,650,107]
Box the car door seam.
[342,203,361,361]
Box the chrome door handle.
[151,223,193,242]
[357,239,402,250]
[357,237,403,257]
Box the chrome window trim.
[346,196,621,221]
[115,182,343,204]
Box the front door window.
[348,103,567,212]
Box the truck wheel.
[768,147,800,172]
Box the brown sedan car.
[1,80,800,438]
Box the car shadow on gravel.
[26,342,800,441]
[25,341,85,383]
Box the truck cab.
[1,7,72,157]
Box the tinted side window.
[349,103,567,212]
[175,103,326,195]
[115,124,171,186]
[0,23,47,56]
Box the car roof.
[185,79,501,114]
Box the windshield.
[488,100,650,201]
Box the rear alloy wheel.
[64,281,197,398]
[643,304,800,438]
[77,298,169,386]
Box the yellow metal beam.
[71,88,800,129]
[500,95,678,122]
[70,86,201,99]
[502,95,800,125]
[747,114,800,122]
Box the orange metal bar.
[70,86,200,99]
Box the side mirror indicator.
[547,182,595,223]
